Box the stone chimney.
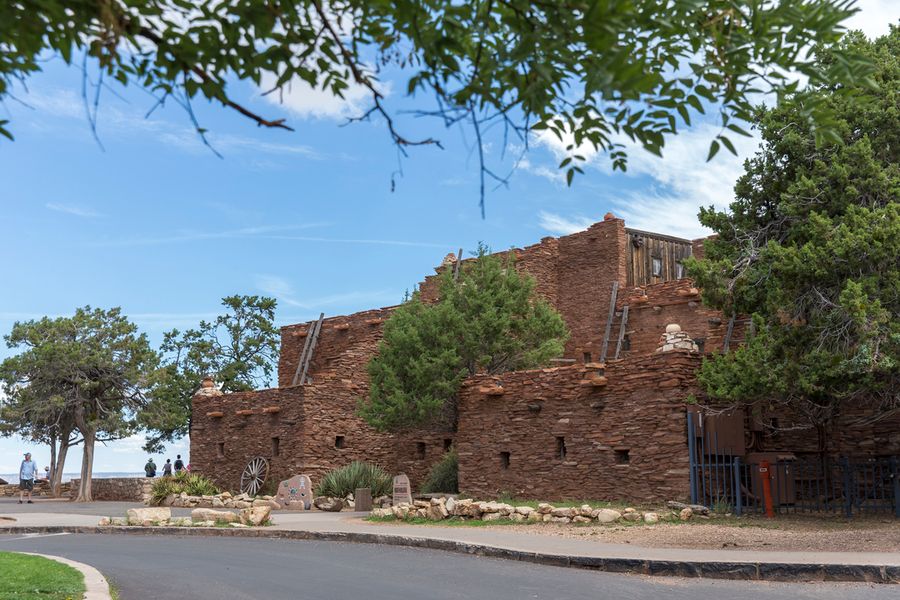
[656,324,698,353]
[195,376,223,398]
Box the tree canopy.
[140,295,279,453]
[360,245,568,431]
[688,27,899,433]
[0,1,876,209]
[0,307,157,501]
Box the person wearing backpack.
[162,459,173,477]
[174,455,185,473]
[144,458,157,478]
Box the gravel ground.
[487,516,900,552]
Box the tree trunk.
[75,427,96,502]
[52,435,71,498]
[49,430,57,493]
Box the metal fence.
[687,413,900,517]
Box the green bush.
[149,472,220,506]
[420,449,458,494]
[315,461,392,498]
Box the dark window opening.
[335,435,345,449]
[675,261,684,278]
[416,442,426,459]
[582,352,591,363]
[556,436,567,460]
[694,338,706,353]
[217,442,225,458]
[615,449,630,464]
[271,437,280,457]
[651,257,663,277]
[500,452,510,470]
[443,438,453,452]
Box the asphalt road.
[0,533,892,600]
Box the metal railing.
[687,413,899,517]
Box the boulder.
[97,517,110,526]
[479,502,499,514]
[550,516,571,523]
[514,506,534,516]
[314,496,344,512]
[667,501,709,516]
[579,504,593,517]
[110,517,128,526]
[212,497,225,508]
[240,505,272,526]
[192,508,238,523]
[220,491,233,499]
[371,507,393,518]
[497,503,514,516]
[622,511,641,522]
[163,494,177,507]
[593,508,622,523]
[426,503,448,521]
[482,512,502,521]
[252,498,271,508]
[537,503,553,514]
[550,507,576,518]
[679,507,693,521]
[445,497,457,515]
[392,504,410,519]
[643,512,659,524]
[126,507,171,525]
[413,500,430,509]
[526,511,542,522]
[541,513,553,522]
[572,516,592,524]
[509,513,525,522]
[415,508,427,518]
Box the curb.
[4,525,899,585]
[20,551,112,599]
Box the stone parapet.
[69,477,153,502]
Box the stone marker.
[392,474,412,506]
[275,474,313,510]
[355,487,373,512]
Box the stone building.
[190,215,899,502]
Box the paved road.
[0,533,892,600]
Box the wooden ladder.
[291,312,324,386]
[600,282,631,362]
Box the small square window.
[335,435,345,449]
[443,438,453,452]
[556,436,567,460]
[416,442,426,459]
[651,257,662,277]
[583,352,591,363]
[217,442,225,458]
[615,449,630,464]
[500,452,510,470]
[675,261,685,278]
[271,437,280,457]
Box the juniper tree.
[688,28,899,440]
[360,245,568,431]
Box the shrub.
[149,472,220,505]
[420,449,458,494]
[315,461,392,498]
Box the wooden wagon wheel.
[240,457,269,496]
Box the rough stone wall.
[0,481,72,498]
[457,352,700,502]
[618,280,746,357]
[68,477,151,502]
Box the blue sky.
[0,3,895,476]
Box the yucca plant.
[315,461,392,498]
[148,472,220,505]
[420,449,458,493]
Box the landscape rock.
[371,507,393,518]
[110,517,128,526]
[579,504,593,517]
[514,506,534,516]
[643,512,659,524]
[526,511,542,522]
[537,503,553,514]
[240,505,272,526]
[551,507,576,518]
[313,496,344,512]
[667,501,710,516]
[127,507,171,525]
[192,508,238,523]
[426,502,449,521]
[572,515,592,524]
[622,511,641,522]
[593,508,622,523]
[509,513,526,522]
[97,517,110,526]
[679,507,693,521]
[445,497,457,515]
[550,516,571,523]
[482,512,502,521]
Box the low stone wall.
[69,477,153,502]
[0,480,72,498]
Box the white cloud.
[537,211,595,235]
[89,223,327,247]
[46,202,103,218]
[260,73,381,121]
[255,275,398,310]
[846,0,900,39]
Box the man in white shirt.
[19,452,37,504]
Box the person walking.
[18,452,37,504]
[144,458,157,478]
[162,459,173,477]
[173,455,185,473]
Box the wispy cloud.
[89,224,327,247]
[46,202,103,218]
[264,235,450,249]
[256,275,399,310]
[537,211,595,235]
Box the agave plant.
[315,461,392,498]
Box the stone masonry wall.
[457,352,701,502]
[68,477,152,502]
[0,480,72,498]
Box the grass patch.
[0,551,86,600]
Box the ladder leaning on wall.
[291,312,324,386]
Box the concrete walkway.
[2,499,899,581]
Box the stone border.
[19,551,112,600]
[3,526,898,585]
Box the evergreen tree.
[689,28,899,436]
[361,245,568,431]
